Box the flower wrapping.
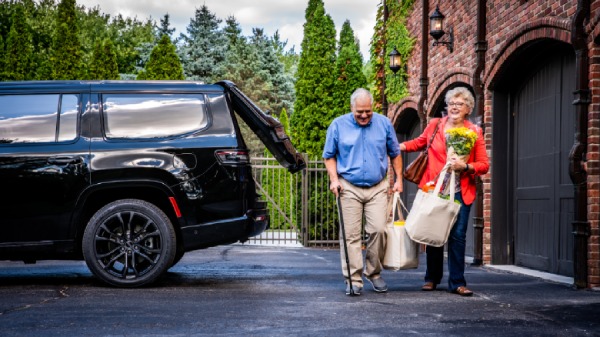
[445,127,477,163]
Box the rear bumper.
[180,209,269,251]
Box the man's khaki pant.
[338,178,388,287]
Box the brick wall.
[393,0,599,288]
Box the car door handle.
[48,156,83,165]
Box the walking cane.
[336,187,356,296]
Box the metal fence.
[249,154,340,247]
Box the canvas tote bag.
[383,192,419,270]
[404,164,461,247]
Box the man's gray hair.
[350,88,373,108]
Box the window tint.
[0,94,78,144]
[103,94,208,139]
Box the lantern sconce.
[429,6,454,53]
[388,47,401,74]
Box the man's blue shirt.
[322,112,400,187]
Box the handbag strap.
[424,119,441,151]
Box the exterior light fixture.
[389,47,401,74]
[429,6,454,53]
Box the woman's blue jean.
[424,192,471,291]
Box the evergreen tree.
[29,0,57,80]
[51,0,84,79]
[5,4,33,80]
[139,34,184,80]
[291,0,337,156]
[179,5,227,82]
[107,14,155,77]
[89,38,119,79]
[272,30,298,77]
[223,15,242,47]
[0,35,5,80]
[250,28,295,116]
[157,13,176,39]
[332,20,367,118]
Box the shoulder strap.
[425,119,440,150]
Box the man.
[323,88,403,295]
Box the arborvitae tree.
[5,4,33,80]
[89,38,119,79]
[0,35,5,80]
[139,34,184,80]
[291,0,337,156]
[179,5,227,82]
[332,20,367,118]
[29,0,56,80]
[51,0,84,79]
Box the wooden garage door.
[513,51,575,276]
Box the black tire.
[82,199,176,287]
[170,250,185,268]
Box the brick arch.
[485,17,572,88]
[429,68,474,117]
[389,98,418,128]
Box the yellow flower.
[445,127,477,156]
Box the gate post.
[301,154,309,246]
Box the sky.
[76,0,379,60]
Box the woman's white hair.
[445,87,475,112]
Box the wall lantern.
[388,47,401,74]
[429,6,454,53]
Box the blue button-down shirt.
[322,112,400,187]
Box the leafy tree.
[332,20,367,118]
[51,0,84,79]
[4,4,33,80]
[291,0,337,156]
[179,5,227,82]
[89,38,119,80]
[138,34,183,80]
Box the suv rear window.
[102,94,208,139]
[0,94,78,144]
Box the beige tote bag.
[383,192,419,270]
[404,164,461,247]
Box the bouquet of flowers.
[445,127,477,163]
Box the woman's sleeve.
[402,119,437,152]
[470,127,490,176]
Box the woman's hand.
[449,156,468,172]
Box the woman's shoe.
[421,282,436,291]
[452,286,473,296]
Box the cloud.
[76,0,378,59]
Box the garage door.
[513,50,575,276]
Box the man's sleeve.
[386,120,401,158]
[322,122,338,159]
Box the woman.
[400,87,489,296]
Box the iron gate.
[249,154,340,247]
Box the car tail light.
[215,150,250,166]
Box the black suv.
[0,80,305,287]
